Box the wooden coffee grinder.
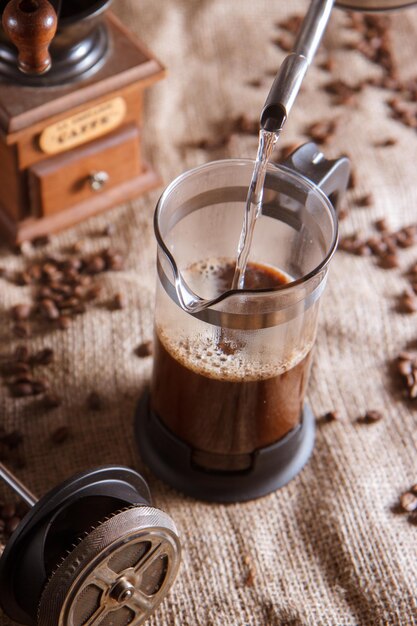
[0,0,165,244]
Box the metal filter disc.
[37,506,181,626]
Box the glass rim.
[154,158,339,306]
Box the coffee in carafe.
[136,145,350,502]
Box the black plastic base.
[135,392,315,503]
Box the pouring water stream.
[174,0,334,313]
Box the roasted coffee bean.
[13,323,30,338]
[322,410,343,422]
[58,297,80,310]
[112,292,126,310]
[1,431,23,449]
[318,55,334,73]
[135,341,153,358]
[401,293,417,313]
[306,119,338,145]
[2,361,30,377]
[276,14,302,34]
[58,315,71,330]
[11,304,32,321]
[0,519,5,533]
[31,348,54,366]
[272,35,293,52]
[10,382,33,397]
[232,114,259,136]
[32,235,50,247]
[374,138,397,148]
[87,391,102,411]
[14,345,29,362]
[43,393,62,410]
[375,218,389,232]
[104,251,124,271]
[356,193,373,207]
[379,253,399,269]
[358,410,383,423]
[6,516,21,535]
[1,503,16,519]
[39,298,60,321]
[348,169,356,190]
[400,491,417,512]
[398,359,413,376]
[51,425,70,444]
[85,285,102,301]
[31,379,48,395]
[85,255,106,274]
[324,79,361,105]
[103,223,116,236]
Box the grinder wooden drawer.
[28,124,141,217]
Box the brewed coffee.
[151,260,313,471]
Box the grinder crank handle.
[261,0,335,131]
[2,0,58,75]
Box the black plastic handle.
[282,142,351,212]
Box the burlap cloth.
[1,0,417,624]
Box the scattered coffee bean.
[103,223,116,236]
[10,382,34,397]
[305,119,338,145]
[379,253,399,269]
[6,516,21,535]
[375,218,389,232]
[323,79,361,106]
[272,35,293,52]
[43,393,62,410]
[276,14,302,34]
[135,341,153,358]
[13,323,30,338]
[1,503,16,520]
[401,292,417,313]
[86,255,106,274]
[31,348,54,366]
[1,431,23,449]
[14,345,29,363]
[321,410,343,422]
[373,138,397,148]
[58,315,71,330]
[87,391,102,411]
[39,299,60,321]
[112,292,126,311]
[51,425,70,445]
[11,304,32,321]
[2,361,30,377]
[32,234,50,247]
[357,410,383,424]
[356,193,373,207]
[400,491,417,512]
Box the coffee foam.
[183,257,292,300]
[158,258,310,382]
[156,326,312,383]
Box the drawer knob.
[89,171,109,192]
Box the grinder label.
[39,97,127,155]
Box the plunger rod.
[0,462,37,508]
[261,0,335,131]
